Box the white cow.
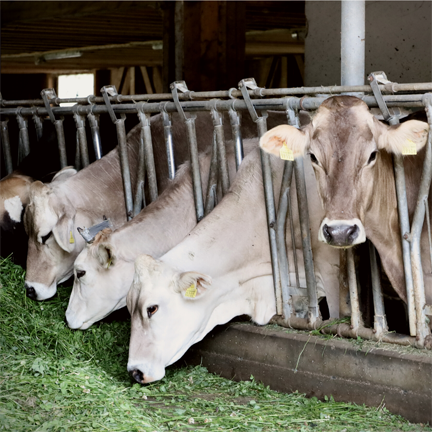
[127,146,339,383]
[65,139,255,329]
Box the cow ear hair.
[298,110,312,127]
[52,213,76,253]
[96,243,116,269]
[259,124,309,158]
[175,271,212,300]
[377,120,429,155]
[51,167,77,183]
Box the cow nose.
[131,369,145,384]
[322,224,359,247]
[25,284,37,300]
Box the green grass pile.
[0,256,430,431]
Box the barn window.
[58,73,94,107]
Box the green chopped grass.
[0,256,430,431]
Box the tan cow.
[126,146,339,383]
[260,96,430,305]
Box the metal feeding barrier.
[1,75,431,348]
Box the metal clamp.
[170,81,194,122]
[368,72,395,123]
[238,78,267,123]
[101,85,125,123]
[284,97,301,128]
[41,88,61,123]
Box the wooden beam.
[140,66,153,94]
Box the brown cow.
[260,96,430,307]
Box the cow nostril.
[347,224,359,240]
[131,369,145,384]
[25,284,37,300]
[322,224,332,242]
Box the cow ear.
[96,243,116,269]
[52,214,76,253]
[174,271,212,300]
[260,124,309,158]
[51,167,77,183]
[377,120,429,155]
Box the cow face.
[65,229,132,329]
[127,255,212,384]
[23,171,89,301]
[260,96,429,248]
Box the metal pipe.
[409,96,432,347]
[73,112,90,168]
[54,119,68,168]
[32,112,44,141]
[204,134,219,216]
[1,119,13,175]
[346,248,362,332]
[228,108,244,170]
[368,240,388,337]
[87,112,103,160]
[341,0,365,92]
[287,182,301,290]
[137,111,158,203]
[211,106,230,196]
[161,108,176,180]
[74,132,81,171]
[16,113,30,160]
[133,129,146,217]
[115,117,134,220]
[276,160,295,318]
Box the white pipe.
[341,0,365,88]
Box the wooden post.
[162,1,246,92]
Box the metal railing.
[1,76,431,348]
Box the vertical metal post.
[160,105,176,180]
[74,133,81,171]
[347,248,362,332]
[210,103,230,196]
[1,118,13,175]
[137,107,158,203]
[204,134,219,216]
[16,111,30,161]
[32,111,44,141]
[133,128,146,217]
[73,111,90,168]
[228,106,244,170]
[368,240,388,336]
[87,112,103,160]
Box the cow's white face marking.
[4,195,23,222]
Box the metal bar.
[16,112,30,159]
[87,112,103,160]
[74,131,81,171]
[3,83,432,107]
[133,129,146,217]
[228,107,244,170]
[346,248,362,332]
[210,104,230,196]
[73,112,90,168]
[1,119,13,175]
[160,107,176,180]
[137,109,158,203]
[287,183,301,290]
[31,112,43,141]
[409,95,432,347]
[204,133,219,216]
[294,157,319,324]
[368,240,388,337]
[1,95,426,118]
[425,198,432,272]
[54,119,68,168]
[341,0,365,94]
[276,161,295,318]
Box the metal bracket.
[368,72,395,123]
[41,88,61,123]
[101,85,125,123]
[159,102,172,127]
[284,97,301,129]
[72,104,85,128]
[209,99,223,126]
[238,78,267,123]
[170,81,194,122]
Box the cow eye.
[147,305,158,318]
[309,153,319,165]
[41,232,52,244]
[367,151,378,165]
[76,270,86,279]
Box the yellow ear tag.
[402,139,417,156]
[107,258,112,269]
[279,142,294,161]
[69,231,75,244]
[184,283,197,298]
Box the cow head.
[127,255,213,383]
[260,96,429,248]
[23,168,89,300]
[65,228,133,329]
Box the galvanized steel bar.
[31,112,44,141]
[346,248,362,332]
[16,111,30,160]
[87,112,103,160]
[74,132,81,171]
[425,198,432,271]
[204,134,219,216]
[133,129,146,217]
[368,240,388,337]
[1,119,13,175]
[73,111,90,168]
[171,81,204,222]
[409,95,432,347]
[210,103,230,196]
[160,105,176,180]
[228,107,244,170]
[137,107,158,203]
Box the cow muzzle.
[318,218,366,247]
[24,281,57,301]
